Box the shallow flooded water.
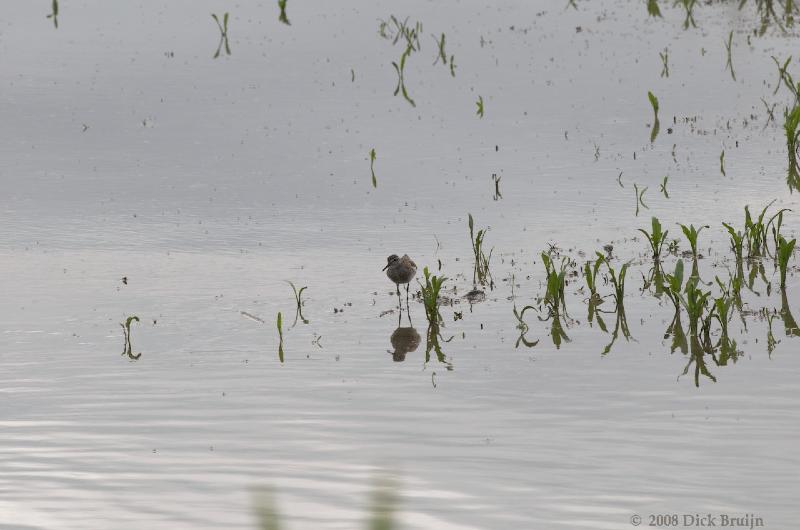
[1,1,799,528]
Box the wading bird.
[383,254,417,309]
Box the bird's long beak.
[382,263,389,271]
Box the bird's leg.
[405,283,410,310]
[396,284,401,309]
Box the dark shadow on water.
[388,326,420,362]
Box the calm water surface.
[1,1,799,528]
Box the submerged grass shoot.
[468,214,493,287]
[679,223,708,259]
[723,222,745,262]
[121,315,141,360]
[476,96,484,118]
[433,33,447,66]
[660,176,669,198]
[47,0,58,28]
[679,0,698,29]
[492,173,502,201]
[540,251,571,348]
[785,104,800,190]
[380,15,422,52]
[510,274,538,348]
[663,260,685,313]
[583,252,605,298]
[771,55,797,100]
[634,183,648,216]
[392,44,416,107]
[648,91,660,142]
[762,98,777,128]
[276,312,285,363]
[211,13,231,58]
[605,260,629,305]
[639,217,669,262]
[286,281,308,326]
[369,148,377,188]
[777,235,796,290]
[541,252,568,317]
[724,30,736,81]
[600,259,632,355]
[278,0,290,25]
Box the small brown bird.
[383,254,417,308]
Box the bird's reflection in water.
[388,326,421,362]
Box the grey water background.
[1,1,799,528]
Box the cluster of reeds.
[660,262,727,386]
[419,267,453,366]
[420,266,446,326]
[379,15,422,50]
[538,252,571,348]
[581,249,633,353]
[378,16,424,107]
[731,200,790,258]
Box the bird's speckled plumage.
[384,254,417,285]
